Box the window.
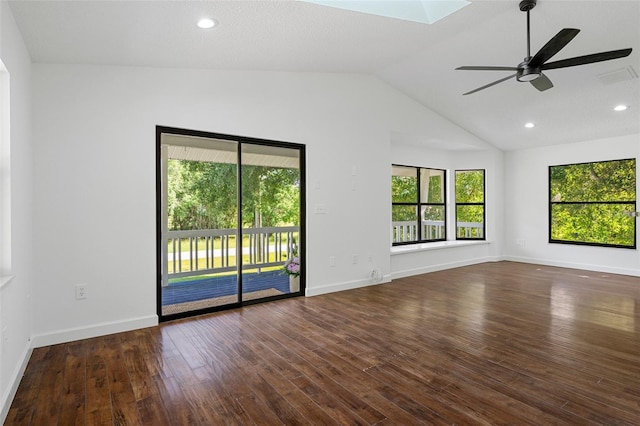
[549,159,636,248]
[392,165,446,245]
[455,169,485,240]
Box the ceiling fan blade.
[542,48,632,70]
[530,73,553,91]
[456,66,520,71]
[529,28,580,68]
[462,74,517,95]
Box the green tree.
[391,175,417,222]
[392,176,417,203]
[550,159,635,246]
[423,173,444,222]
[242,166,300,227]
[167,160,238,230]
[455,170,484,224]
[167,159,300,231]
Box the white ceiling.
[8,0,640,151]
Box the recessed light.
[524,122,535,128]
[614,104,628,112]
[197,18,217,29]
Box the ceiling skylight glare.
[299,0,470,24]
[524,122,535,128]
[197,18,217,29]
[614,105,628,111]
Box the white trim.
[0,61,11,277]
[391,255,502,280]
[0,274,15,289]
[30,315,158,348]
[391,239,490,255]
[503,255,640,278]
[305,275,392,297]
[0,343,32,424]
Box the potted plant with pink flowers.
[283,240,300,292]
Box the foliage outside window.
[392,165,446,245]
[167,160,300,230]
[455,170,485,240]
[549,159,636,248]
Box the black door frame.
[156,125,306,322]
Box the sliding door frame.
[156,125,306,322]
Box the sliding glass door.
[240,144,301,301]
[157,127,304,320]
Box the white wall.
[505,134,640,276]
[2,5,638,419]
[389,143,505,277]
[0,0,34,419]
[30,63,494,344]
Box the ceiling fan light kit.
[516,66,541,82]
[456,0,632,95]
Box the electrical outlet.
[75,285,88,300]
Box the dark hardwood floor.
[6,261,640,425]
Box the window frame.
[454,169,486,241]
[548,158,636,249]
[392,164,447,246]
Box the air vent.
[596,66,639,85]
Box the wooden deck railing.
[392,220,483,243]
[163,226,299,286]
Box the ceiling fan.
[456,0,632,95]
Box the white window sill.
[1,274,15,289]
[391,240,490,255]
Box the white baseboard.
[391,255,503,280]
[305,274,392,297]
[30,315,159,348]
[503,255,640,277]
[1,343,33,424]
[306,256,507,296]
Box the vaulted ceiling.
[8,0,640,151]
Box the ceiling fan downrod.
[519,0,537,59]
[518,0,540,82]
